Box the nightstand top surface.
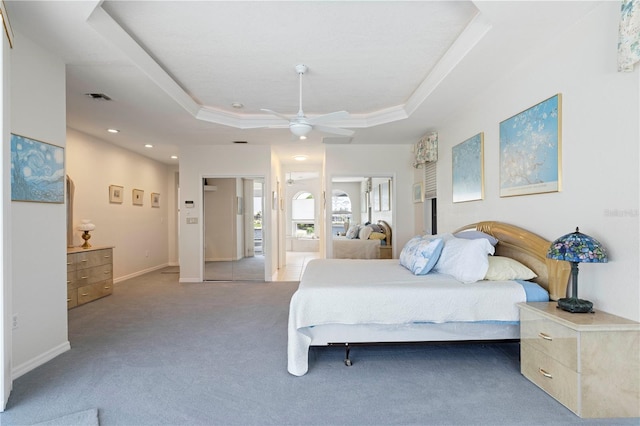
[518,302,640,332]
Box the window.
[292,192,315,237]
[332,190,352,235]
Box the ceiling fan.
[261,64,354,140]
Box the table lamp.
[547,227,607,313]
[78,219,95,249]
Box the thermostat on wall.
[185,201,194,208]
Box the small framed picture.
[132,189,144,206]
[151,192,160,208]
[109,185,123,203]
[412,182,424,203]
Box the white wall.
[432,3,639,321]
[178,145,272,282]
[66,128,172,281]
[325,144,414,258]
[10,33,69,377]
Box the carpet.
[32,408,99,426]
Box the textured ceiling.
[4,1,600,165]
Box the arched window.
[331,190,352,235]
[292,192,315,237]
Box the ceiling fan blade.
[307,110,350,125]
[313,124,354,137]
[260,108,291,122]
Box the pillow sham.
[399,236,444,275]
[484,256,537,281]
[453,230,498,246]
[433,236,495,283]
[368,232,386,240]
[346,224,360,239]
[358,225,373,241]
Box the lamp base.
[81,231,92,249]
[557,297,593,313]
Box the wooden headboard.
[454,221,571,301]
[378,220,392,247]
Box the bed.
[332,220,392,259]
[288,221,571,376]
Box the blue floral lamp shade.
[547,227,608,313]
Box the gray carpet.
[1,267,638,425]
[32,408,99,426]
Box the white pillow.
[358,225,373,240]
[485,256,537,281]
[399,236,444,275]
[434,236,495,283]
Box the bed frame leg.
[344,343,352,366]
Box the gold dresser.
[518,302,640,418]
[67,246,114,309]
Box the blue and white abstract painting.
[452,133,484,203]
[11,134,65,203]
[500,94,561,197]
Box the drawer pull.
[66,262,72,266]
[81,259,88,262]
[104,271,110,274]
[104,286,111,289]
[104,255,111,258]
[538,368,553,379]
[538,332,553,341]
[67,281,71,284]
[67,298,71,302]
[80,276,88,280]
[81,293,89,296]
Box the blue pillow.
[399,236,444,275]
[453,230,498,246]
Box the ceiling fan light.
[290,122,312,137]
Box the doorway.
[202,177,265,281]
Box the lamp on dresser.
[546,227,608,313]
[78,219,95,249]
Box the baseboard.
[12,341,71,380]
[179,278,201,283]
[114,263,170,283]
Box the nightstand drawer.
[520,308,578,371]
[521,342,579,414]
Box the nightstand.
[379,245,392,259]
[518,302,639,418]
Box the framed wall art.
[500,94,562,197]
[132,189,144,206]
[452,132,484,203]
[10,134,64,203]
[151,192,160,208]
[412,182,424,203]
[109,185,124,203]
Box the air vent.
[233,141,248,144]
[85,93,112,101]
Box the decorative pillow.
[485,256,537,281]
[358,225,373,241]
[369,223,383,233]
[434,236,495,283]
[399,236,444,275]
[453,230,499,246]
[346,224,360,239]
[368,232,386,240]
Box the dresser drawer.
[521,342,579,414]
[67,289,78,309]
[520,308,578,371]
[77,280,113,305]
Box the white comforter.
[287,259,527,376]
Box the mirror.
[203,177,265,281]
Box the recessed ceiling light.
[144,144,153,148]
[231,102,244,109]
[293,155,308,161]
[107,128,119,133]
[170,155,178,160]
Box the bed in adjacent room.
[332,220,392,259]
[288,221,571,376]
